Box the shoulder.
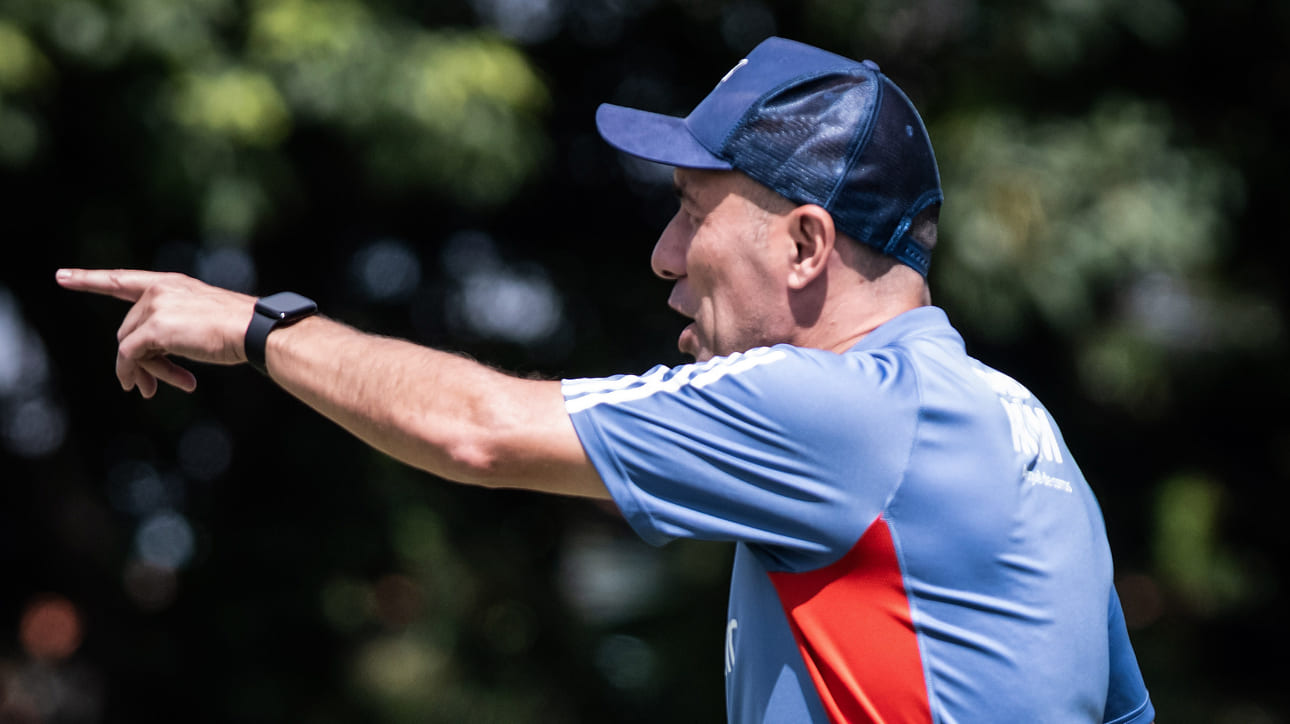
[562,347,798,414]
[562,340,933,440]
[699,344,927,445]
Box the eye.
[672,186,704,227]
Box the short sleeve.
[562,345,920,569]
[1103,587,1155,724]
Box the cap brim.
[595,103,733,170]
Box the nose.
[651,211,688,280]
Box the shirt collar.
[847,305,964,354]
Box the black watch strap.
[244,311,278,375]
[245,292,318,376]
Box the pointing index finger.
[55,268,166,302]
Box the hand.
[56,269,257,398]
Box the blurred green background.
[1,0,1286,721]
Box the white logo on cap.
[720,58,748,84]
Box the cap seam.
[824,70,883,212]
[714,66,865,169]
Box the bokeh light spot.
[559,530,662,624]
[0,289,25,392]
[19,594,84,662]
[4,396,67,458]
[457,268,562,344]
[353,238,422,303]
[170,68,292,147]
[0,21,50,92]
[50,1,111,60]
[202,176,269,240]
[594,634,656,692]
[177,420,234,481]
[135,511,196,570]
[443,232,564,345]
[0,287,59,456]
[356,634,445,698]
[473,0,563,44]
[107,460,185,516]
[197,246,258,293]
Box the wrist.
[245,292,318,375]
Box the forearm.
[55,268,607,499]
[264,315,607,499]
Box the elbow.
[419,417,609,500]
[427,406,532,489]
[385,404,508,487]
[439,434,512,488]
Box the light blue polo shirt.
[563,306,1154,724]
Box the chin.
[688,340,717,362]
[680,344,708,363]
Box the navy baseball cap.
[596,37,942,276]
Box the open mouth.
[666,291,700,358]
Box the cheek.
[699,272,777,347]
[686,218,781,325]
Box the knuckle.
[118,333,144,361]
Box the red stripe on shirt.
[768,516,932,724]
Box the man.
[59,37,1154,723]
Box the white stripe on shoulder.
[562,365,670,396]
[564,347,787,414]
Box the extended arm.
[56,269,607,500]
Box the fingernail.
[56,269,70,281]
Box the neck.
[793,266,929,353]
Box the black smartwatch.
[245,291,318,375]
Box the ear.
[785,204,835,290]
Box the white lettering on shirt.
[725,617,738,675]
[999,397,1064,464]
[973,368,1064,464]
[1024,470,1073,493]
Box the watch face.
[256,291,318,320]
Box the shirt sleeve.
[562,345,920,569]
[1103,586,1155,724]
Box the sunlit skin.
[55,268,605,498]
[655,169,792,361]
[52,169,925,503]
[655,167,929,362]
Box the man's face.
[652,169,791,362]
